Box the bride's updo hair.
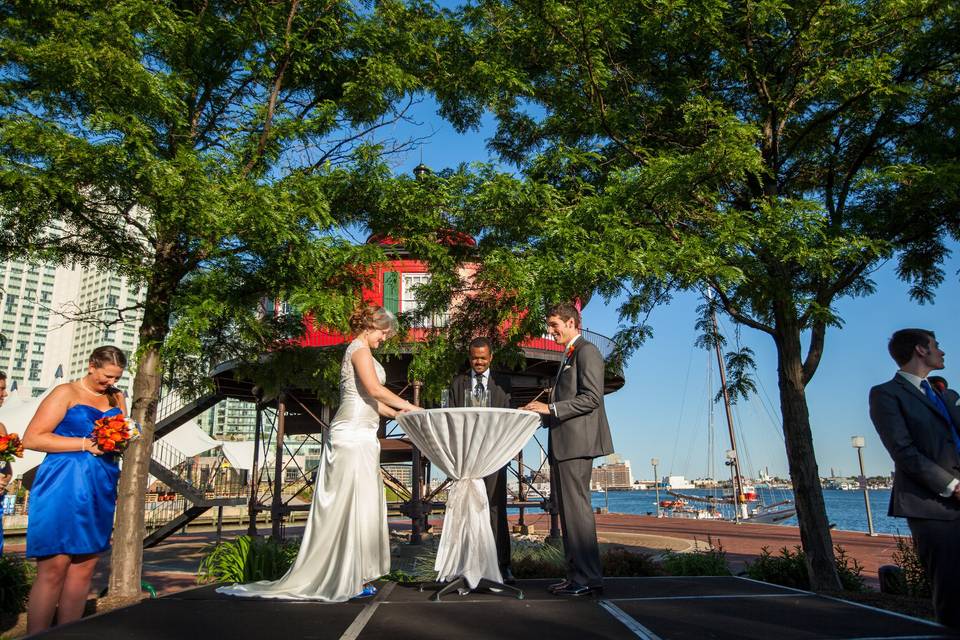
[349,304,397,337]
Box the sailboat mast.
[711,305,744,521]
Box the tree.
[0,0,449,601]
[431,0,960,589]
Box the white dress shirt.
[549,334,581,417]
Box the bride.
[218,304,419,601]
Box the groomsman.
[524,303,613,596]
[448,337,515,583]
[870,329,960,628]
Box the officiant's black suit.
[449,371,513,574]
[548,337,614,590]
[870,375,960,627]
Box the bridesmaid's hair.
[349,304,397,336]
[89,345,127,369]
[89,345,127,408]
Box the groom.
[523,303,613,596]
[448,337,514,582]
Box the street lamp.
[725,449,740,523]
[651,457,660,517]
[851,436,877,537]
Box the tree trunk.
[107,271,174,601]
[774,317,841,591]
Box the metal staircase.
[144,392,246,548]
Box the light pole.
[651,457,660,517]
[725,449,740,523]
[851,436,877,537]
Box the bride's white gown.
[217,338,390,601]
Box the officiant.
[447,337,514,583]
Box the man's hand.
[523,401,550,416]
[953,483,960,500]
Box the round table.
[397,407,541,598]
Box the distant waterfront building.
[664,475,695,489]
[592,457,634,490]
[383,463,412,488]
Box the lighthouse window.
[401,273,444,327]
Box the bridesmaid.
[0,370,11,555]
[22,346,127,634]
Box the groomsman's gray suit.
[548,336,614,589]
[449,370,513,574]
[870,374,960,627]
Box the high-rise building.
[198,397,260,440]
[66,270,143,387]
[0,259,144,396]
[0,259,59,394]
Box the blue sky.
[383,96,960,482]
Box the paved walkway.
[26,578,957,640]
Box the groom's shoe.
[553,582,602,597]
[547,579,571,594]
[501,568,516,585]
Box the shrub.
[511,539,565,578]
[891,535,931,598]
[661,538,731,576]
[197,535,300,584]
[745,544,865,592]
[602,547,664,577]
[0,554,34,616]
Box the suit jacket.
[449,370,512,409]
[548,337,614,462]
[869,375,960,520]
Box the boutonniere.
[565,343,575,360]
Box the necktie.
[921,379,960,455]
[474,376,485,399]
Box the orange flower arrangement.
[0,433,23,464]
[91,413,139,454]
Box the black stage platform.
[35,577,956,640]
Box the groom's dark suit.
[870,374,960,627]
[548,336,614,589]
[449,370,513,573]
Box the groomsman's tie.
[474,377,485,400]
[921,379,960,454]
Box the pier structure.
[145,218,624,547]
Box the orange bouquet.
[0,433,23,464]
[91,413,140,455]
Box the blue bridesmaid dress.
[26,405,122,558]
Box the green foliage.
[745,545,866,592]
[602,547,664,578]
[891,535,931,598]
[423,0,960,591]
[197,535,300,584]
[510,538,566,578]
[0,554,34,615]
[661,538,731,577]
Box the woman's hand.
[82,438,105,456]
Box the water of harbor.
[581,488,907,536]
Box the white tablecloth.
[397,408,541,588]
